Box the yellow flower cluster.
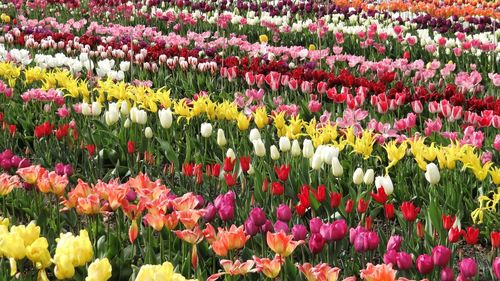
[0,62,20,88]
[0,219,51,279]
[53,229,94,279]
[471,186,500,224]
[0,13,10,23]
[135,261,197,281]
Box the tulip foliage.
[0,0,499,280]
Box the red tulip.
[211,163,221,177]
[240,156,251,173]
[400,201,420,222]
[417,221,425,239]
[312,185,326,202]
[274,164,290,181]
[357,198,369,213]
[86,144,95,156]
[8,124,16,135]
[224,173,237,187]
[345,199,354,213]
[441,214,456,231]
[384,203,395,219]
[329,192,342,208]
[491,231,500,248]
[464,227,479,245]
[271,182,284,196]
[448,227,464,243]
[127,141,135,154]
[223,157,236,172]
[370,187,387,204]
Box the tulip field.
[0,0,500,280]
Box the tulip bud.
[331,157,343,177]
[353,168,364,185]
[493,257,500,279]
[270,145,280,160]
[386,235,403,251]
[274,221,289,233]
[440,267,454,281]
[459,258,477,278]
[200,122,213,138]
[244,218,259,236]
[260,220,274,234]
[276,204,292,222]
[226,148,236,161]
[217,129,227,147]
[249,128,261,142]
[309,233,325,254]
[309,217,323,234]
[120,101,129,116]
[291,140,301,156]
[432,245,451,267]
[321,146,337,164]
[81,103,91,116]
[203,204,216,222]
[249,207,267,226]
[253,139,266,157]
[104,109,119,126]
[158,108,172,129]
[123,118,131,128]
[425,163,440,185]
[292,224,307,241]
[363,169,375,185]
[396,252,413,270]
[375,175,394,195]
[279,137,291,152]
[91,102,102,116]
[310,152,322,170]
[416,254,434,275]
[302,139,314,159]
[144,127,153,139]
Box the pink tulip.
[276,204,292,222]
[411,100,423,114]
[494,135,500,151]
[292,224,308,241]
[493,257,500,279]
[309,218,323,234]
[459,258,477,278]
[440,267,454,281]
[416,254,434,274]
[386,235,403,251]
[396,252,413,270]
[432,245,451,267]
[309,233,325,254]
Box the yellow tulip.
[253,107,268,129]
[490,167,500,185]
[86,258,112,281]
[236,113,250,131]
[259,35,269,44]
[308,44,316,51]
[26,237,52,269]
[384,141,407,172]
[54,255,76,280]
[10,222,40,246]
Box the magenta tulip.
[440,267,454,281]
[309,233,325,254]
[274,220,289,234]
[250,207,267,226]
[396,252,413,270]
[383,249,398,265]
[309,217,323,234]
[459,258,477,278]
[416,254,433,274]
[493,257,500,279]
[244,218,259,236]
[432,245,451,267]
[292,224,307,241]
[276,204,292,222]
[386,235,403,251]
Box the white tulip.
[81,103,91,116]
[363,169,375,185]
[425,163,440,185]
[311,152,322,170]
[291,140,301,156]
[200,123,213,138]
[144,127,153,139]
[375,175,394,195]
[90,102,101,116]
[331,157,343,177]
[120,61,130,72]
[226,148,236,161]
[133,109,147,125]
[217,129,227,147]
[253,139,266,157]
[279,136,291,152]
[123,118,131,128]
[270,145,280,160]
[247,164,255,175]
[249,128,261,142]
[302,139,314,159]
[353,168,364,185]
[104,109,119,126]
[158,108,173,129]
[321,146,336,164]
[120,101,129,116]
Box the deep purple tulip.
[309,233,325,254]
[260,219,274,234]
[386,235,403,251]
[244,218,259,236]
[10,156,21,169]
[276,204,292,222]
[432,245,451,267]
[55,163,66,175]
[0,159,11,170]
[249,207,267,226]
[274,220,289,234]
[309,217,322,234]
[440,267,454,281]
[203,203,216,222]
[18,158,31,169]
[416,254,434,274]
[292,224,307,241]
[459,258,477,278]
[396,252,413,270]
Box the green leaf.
[156,137,179,169]
[309,191,320,211]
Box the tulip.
[260,220,274,234]
[353,168,364,185]
[309,218,323,234]
[330,219,348,241]
[267,231,302,257]
[200,123,213,138]
[271,182,284,195]
[416,254,434,275]
[302,139,314,159]
[363,169,375,185]
[310,152,322,170]
[396,252,413,270]
[442,215,456,230]
[331,157,343,177]
[291,140,301,156]
[203,204,216,222]
[440,267,454,281]
[384,203,395,219]
[158,108,172,129]
[309,233,325,254]
[120,101,129,116]
[219,205,235,222]
[329,192,342,208]
[464,227,479,245]
[273,221,289,234]
[254,255,282,279]
[425,163,440,185]
[276,204,292,222]
[249,128,261,142]
[401,201,420,222]
[459,258,477,278]
[244,218,259,236]
[104,107,120,126]
[386,235,403,251]
[217,129,227,147]
[345,199,354,213]
[274,164,290,181]
[85,258,112,281]
[432,245,451,267]
[144,127,153,139]
[270,145,280,160]
[384,249,398,265]
[249,208,266,227]
[279,137,291,152]
[493,257,500,279]
[123,118,131,128]
[375,175,394,195]
[253,139,266,157]
[292,224,307,241]
[226,149,236,161]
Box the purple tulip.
[276,204,292,222]
[292,224,307,241]
[250,207,267,226]
[274,220,289,234]
[367,231,379,250]
[126,190,137,202]
[244,218,259,236]
[195,195,205,209]
[353,232,369,252]
[386,235,403,251]
[0,159,11,170]
[349,226,366,244]
[260,219,274,234]
[459,258,477,278]
[218,205,234,221]
[432,245,451,267]
[396,252,413,270]
[63,164,73,177]
[440,267,454,281]
[416,254,434,275]
[309,233,325,254]
[309,217,322,234]
[383,249,398,265]
[493,257,500,279]
[203,203,216,222]
[55,163,66,175]
[330,219,348,241]
[18,158,31,169]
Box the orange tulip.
[17,165,46,185]
[36,171,51,193]
[207,259,256,281]
[266,231,304,257]
[177,209,204,229]
[129,220,139,244]
[206,225,250,256]
[360,263,397,281]
[297,263,341,281]
[48,171,69,196]
[164,212,179,230]
[76,193,101,215]
[62,179,92,210]
[174,226,204,244]
[0,174,20,196]
[170,192,199,211]
[144,208,166,232]
[254,255,284,279]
